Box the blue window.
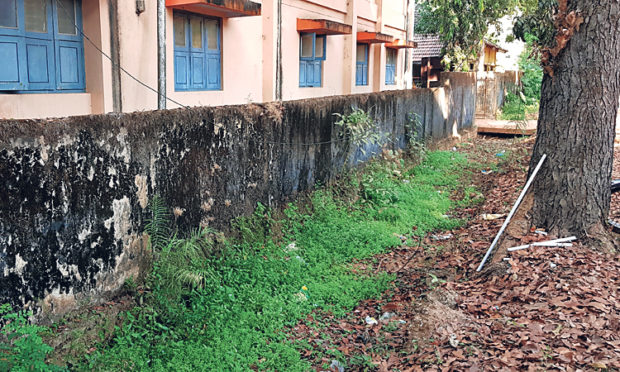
[173,12,221,91]
[0,0,85,92]
[299,32,325,87]
[385,48,397,85]
[355,43,368,86]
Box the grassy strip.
[498,93,539,121]
[79,151,473,371]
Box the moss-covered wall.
[0,74,476,316]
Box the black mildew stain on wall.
[0,130,144,305]
[0,76,477,309]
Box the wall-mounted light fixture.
[136,0,145,14]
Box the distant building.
[0,0,417,120]
[411,34,507,87]
[478,40,508,72]
[411,34,442,87]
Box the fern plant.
[154,228,218,294]
[145,195,171,251]
[144,197,218,296]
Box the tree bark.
[528,1,620,242]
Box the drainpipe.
[109,0,122,112]
[275,0,282,100]
[343,0,358,94]
[157,0,166,109]
[404,0,414,89]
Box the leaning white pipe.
[532,242,572,247]
[507,236,576,252]
[508,242,573,251]
[477,154,547,271]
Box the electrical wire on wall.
[56,0,189,109]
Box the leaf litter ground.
[290,137,620,371]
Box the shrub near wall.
[0,74,476,316]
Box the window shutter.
[190,53,205,89]
[174,52,190,90]
[362,65,368,85]
[0,0,85,92]
[25,39,55,90]
[0,36,26,90]
[386,64,395,85]
[305,61,314,86]
[53,0,84,90]
[299,32,323,87]
[312,60,321,87]
[173,12,220,91]
[299,60,306,86]
[205,18,220,90]
[55,40,84,90]
[24,0,55,91]
[206,54,220,89]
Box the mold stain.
[0,82,476,315]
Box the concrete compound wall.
[0,73,476,317]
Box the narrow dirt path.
[291,137,620,371]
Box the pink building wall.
[1,0,414,119]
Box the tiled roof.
[411,34,443,61]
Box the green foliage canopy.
[513,0,556,47]
[415,0,518,70]
[413,2,439,34]
[518,34,543,102]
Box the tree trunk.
[528,1,620,242]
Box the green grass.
[78,150,473,371]
[499,93,539,121]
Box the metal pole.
[109,0,122,112]
[275,0,282,100]
[476,154,547,271]
[157,0,166,109]
[404,0,413,89]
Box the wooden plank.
[476,119,537,135]
[477,126,537,135]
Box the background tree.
[516,0,620,245]
[415,0,517,70]
[413,2,439,35]
[517,34,543,103]
[512,0,556,48]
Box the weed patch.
[498,93,539,121]
[73,149,476,371]
[0,304,62,371]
